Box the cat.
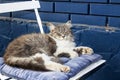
[3,21,94,72]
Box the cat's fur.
[4,21,93,72]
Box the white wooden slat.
[34,9,44,34]
[0,73,10,80]
[32,0,44,34]
[0,1,40,13]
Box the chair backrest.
[0,0,44,33]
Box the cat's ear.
[46,22,55,31]
[65,20,72,28]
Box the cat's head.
[46,20,73,41]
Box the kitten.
[3,21,93,72]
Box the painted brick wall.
[0,0,120,27]
[39,0,120,27]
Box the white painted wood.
[0,0,44,33]
[0,73,10,80]
[0,1,40,13]
[69,60,106,80]
[34,9,44,34]
[0,73,17,80]
[33,0,44,34]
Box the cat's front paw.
[46,62,70,72]
[60,65,70,73]
[55,64,70,72]
[74,46,94,55]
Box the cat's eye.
[56,32,62,36]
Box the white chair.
[0,0,106,80]
[0,0,44,34]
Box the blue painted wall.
[1,0,120,27]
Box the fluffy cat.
[4,21,93,72]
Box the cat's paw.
[46,62,70,72]
[74,46,94,55]
[54,64,70,72]
[60,65,70,73]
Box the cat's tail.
[4,56,48,71]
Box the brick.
[110,0,120,3]
[71,0,107,3]
[108,17,120,28]
[40,12,69,22]
[71,14,106,26]
[55,2,88,14]
[90,4,120,17]
[13,11,69,23]
[12,11,36,20]
[39,1,53,12]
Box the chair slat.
[0,1,40,13]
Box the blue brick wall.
[39,0,119,27]
[55,2,88,14]
[90,4,120,16]
[1,0,120,27]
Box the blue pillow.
[86,52,120,80]
[76,29,120,53]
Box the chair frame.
[0,0,44,34]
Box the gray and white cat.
[4,21,93,72]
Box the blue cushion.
[75,29,120,53]
[0,54,102,80]
[86,52,120,80]
[109,52,120,72]
[96,52,113,60]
